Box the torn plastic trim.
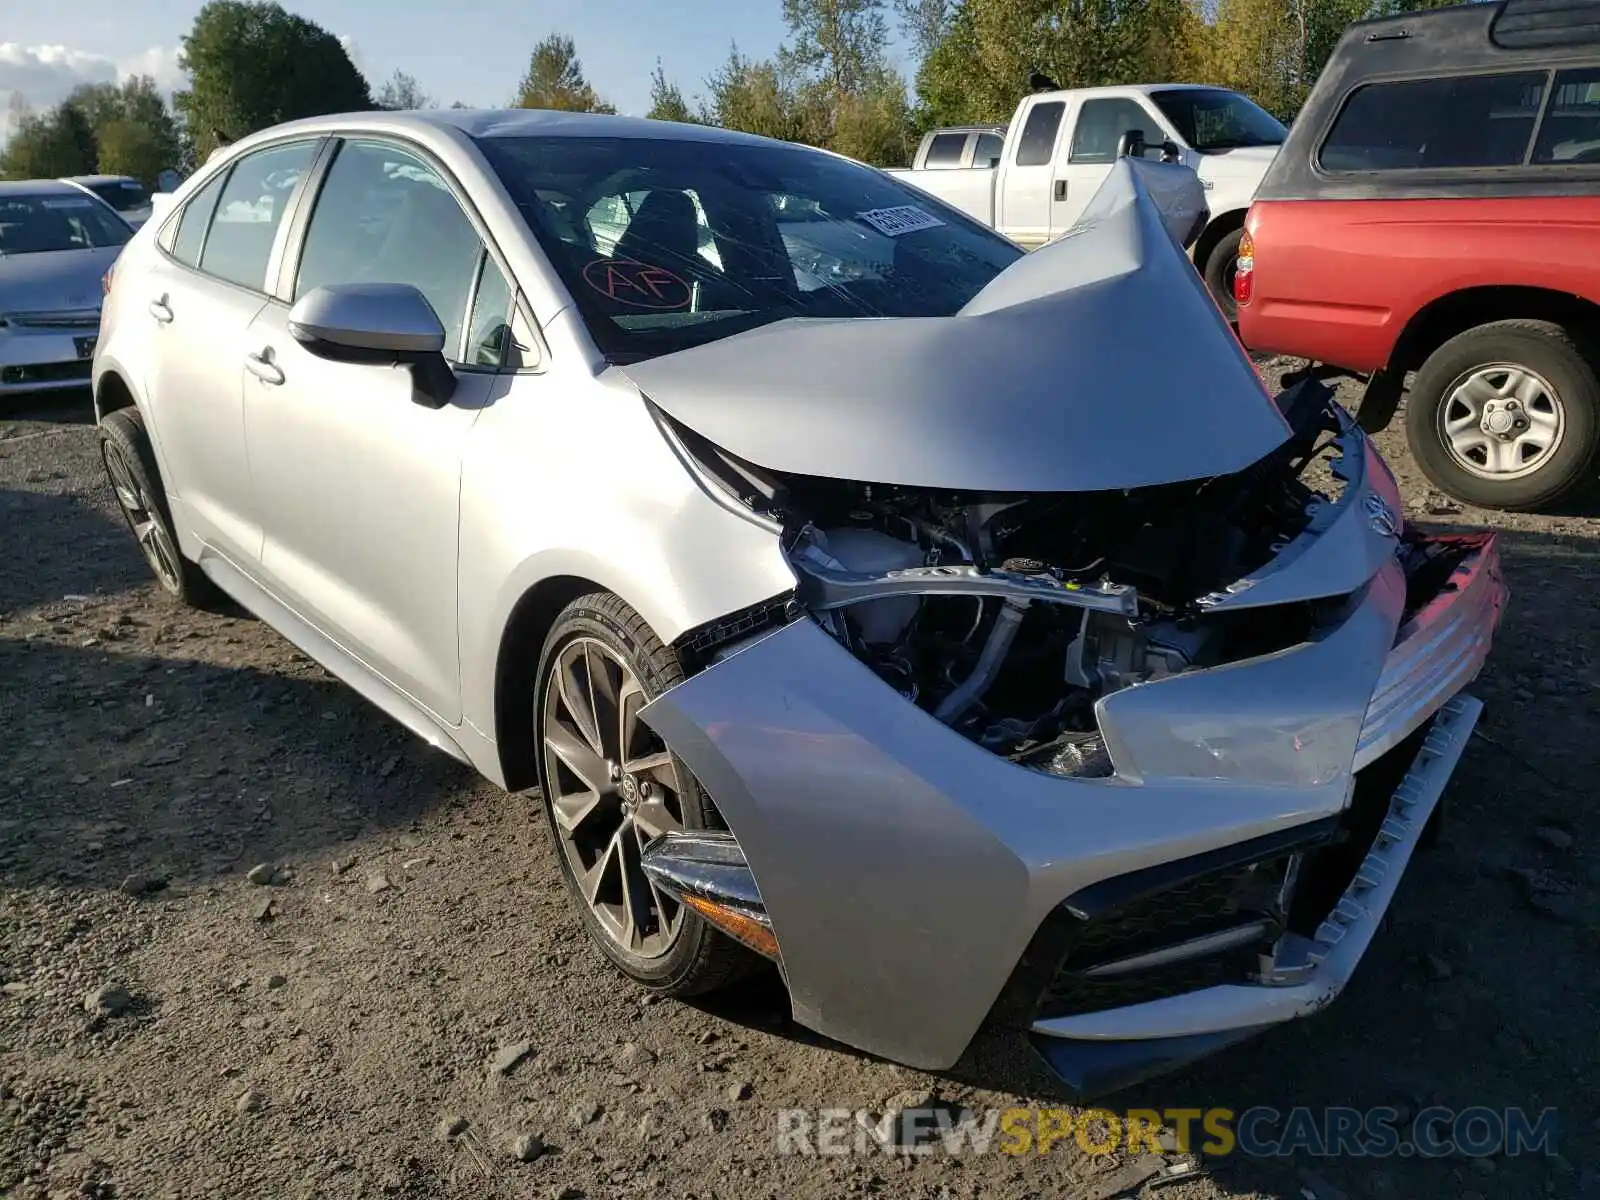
[1031,692,1481,1042]
[1196,405,1404,612]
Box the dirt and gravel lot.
[2,370,1597,1200]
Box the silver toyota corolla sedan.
[1,180,132,395]
[92,110,1506,1096]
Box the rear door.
[996,97,1068,247]
[1050,96,1169,237]
[142,138,321,561]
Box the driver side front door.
[241,138,516,724]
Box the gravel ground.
[2,370,1597,1200]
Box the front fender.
[456,353,797,743]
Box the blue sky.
[1,0,916,129]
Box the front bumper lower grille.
[1,360,92,386]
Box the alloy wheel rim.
[1438,362,1565,481]
[103,441,182,593]
[541,636,686,960]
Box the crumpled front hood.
[623,159,1289,493]
[0,247,118,316]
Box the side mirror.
[1117,130,1184,165]
[287,283,457,407]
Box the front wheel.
[534,592,754,996]
[1404,319,1600,511]
[1202,227,1244,323]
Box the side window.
[1534,67,1600,164]
[198,140,318,289]
[924,132,967,168]
[1320,71,1548,171]
[1015,101,1065,167]
[974,132,1004,167]
[1071,99,1162,164]
[464,252,515,369]
[169,171,225,266]
[294,140,485,362]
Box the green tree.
[647,60,697,123]
[65,76,185,186]
[174,0,373,162]
[914,0,1207,129]
[773,0,912,164]
[514,34,616,113]
[0,101,97,179]
[703,45,807,141]
[376,69,433,110]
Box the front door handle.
[1053,179,1069,202]
[245,348,284,386]
[148,295,173,324]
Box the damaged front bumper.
[639,530,1506,1094]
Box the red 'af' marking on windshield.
[582,258,692,310]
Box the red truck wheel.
[1202,228,1244,323]
[1405,319,1600,512]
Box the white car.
[889,84,1286,318]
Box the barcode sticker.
[856,205,945,237]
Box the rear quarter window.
[1319,71,1548,171]
[924,133,967,168]
[1015,102,1065,167]
[1535,67,1600,164]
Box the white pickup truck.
[888,84,1286,318]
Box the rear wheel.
[99,408,220,606]
[1202,227,1244,323]
[1404,319,1600,511]
[534,592,754,996]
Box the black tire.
[1404,319,1600,511]
[1202,226,1244,323]
[98,408,222,607]
[534,592,756,997]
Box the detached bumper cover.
[639,532,1504,1077]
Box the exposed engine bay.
[665,382,1357,778]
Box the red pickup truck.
[1236,0,1600,510]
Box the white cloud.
[337,34,364,74]
[0,41,186,136]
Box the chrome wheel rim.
[1438,362,1565,481]
[103,440,182,593]
[541,637,686,960]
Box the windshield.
[0,193,132,254]
[1150,88,1287,152]
[477,135,1023,361]
[87,179,151,213]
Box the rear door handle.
[1053,180,1069,202]
[245,349,284,386]
[148,296,173,323]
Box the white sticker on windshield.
[856,205,945,237]
[42,197,94,209]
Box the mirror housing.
[287,283,456,407]
[1117,130,1184,165]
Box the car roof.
[0,179,90,198]
[232,107,799,152]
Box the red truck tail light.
[1234,230,1254,306]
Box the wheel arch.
[1389,286,1600,377]
[1191,207,1247,275]
[492,573,607,792]
[93,366,139,425]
